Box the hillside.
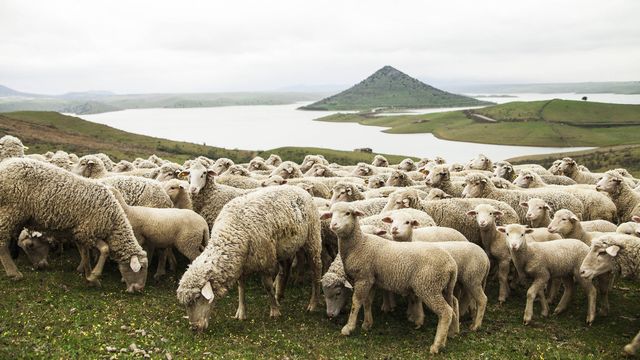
[300,66,492,111]
[317,99,640,147]
[449,81,640,95]
[0,111,414,165]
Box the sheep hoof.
[623,344,636,356]
[429,345,440,354]
[469,324,480,331]
[341,326,353,336]
[234,309,247,321]
[9,272,23,281]
[87,279,101,288]
[414,323,423,330]
[523,318,531,325]
[269,308,281,318]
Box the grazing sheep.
[372,155,389,167]
[114,160,135,172]
[265,154,282,167]
[616,217,640,237]
[596,170,640,222]
[580,234,640,355]
[501,224,596,325]
[463,173,584,223]
[72,155,109,178]
[322,254,352,319]
[560,158,602,184]
[100,176,173,209]
[110,188,208,280]
[321,202,458,354]
[178,161,248,230]
[270,161,304,179]
[514,170,616,222]
[0,135,27,161]
[161,179,193,210]
[176,185,322,330]
[0,158,148,291]
[465,154,493,171]
[425,165,464,197]
[397,158,417,172]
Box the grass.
[1,250,639,359]
[316,100,640,147]
[0,111,414,165]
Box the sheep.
[72,155,109,178]
[176,185,322,330]
[320,202,458,354]
[264,154,282,167]
[372,155,389,167]
[147,154,165,166]
[582,220,619,233]
[26,153,46,161]
[344,198,388,217]
[270,161,303,179]
[360,208,437,232]
[381,212,468,243]
[94,153,115,171]
[465,154,493,171]
[520,198,616,232]
[322,254,352,319]
[306,163,344,178]
[463,173,584,223]
[312,197,331,211]
[161,179,193,210]
[425,188,453,201]
[110,188,208,280]
[100,176,173,209]
[154,162,184,182]
[580,234,640,355]
[384,188,520,245]
[449,163,464,172]
[248,157,274,172]
[365,175,387,189]
[500,224,597,325]
[16,229,51,270]
[397,158,417,172]
[178,161,248,230]
[352,162,378,177]
[492,177,519,189]
[616,216,640,237]
[260,175,288,187]
[331,182,365,203]
[514,170,616,222]
[547,209,602,245]
[211,158,235,175]
[560,157,603,184]
[596,170,640,222]
[217,174,262,189]
[223,165,252,177]
[363,187,403,199]
[0,158,148,291]
[135,159,158,169]
[386,170,418,187]
[299,154,329,173]
[296,182,332,199]
[493,161,517,181]
[114,160,135,172]
[425,165,464,197]
[49,151,74,170]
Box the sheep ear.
[570,215,579,222]
[632,215,640,223]
[544,204,552,211]
[525,228,534,234]
[519,202,529,208]
[411,220,420,228]
[286,167,293,174]
[23,145,29,150]
[130,256,142,273]
[201,281,215,303]
[375,229,387,236]
[353,210,365,217]
[178,171,190,178]
[605,245,620,257]
[381,216,393,224]
[343,280,353,289]
[207,170,217,177]
[466,210,477,217]
[497,226,506,233]
[319,212,333,220]
[280,179,288,185]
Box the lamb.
[0,158,148,291]
[300,154,329,173]
[178,161,248,230]
[72,155,109,178]
[384,188,520,245]
[616,216,640,237]
[382,212,468,243]
[110,188,208,280]
[0,135,27,161]
[176,185,322,331]
[596,170,640,222]
[270,161,304,179]
[397,158,417,172]
[560,157,603,184]
[320,202,458,354]
[114,160,135,172]
[425,165,464,197]
[580,234,640,355]
[520,198,616,231]
[465,154,493,171]
[514,170,616,222]
[100,176,173,208]
[322,254,352,319]
[264,154,282,167]
[371,155,389,167]
[211,158,235,175]
[500,224,597,325]
[463,173,584,223]
[161,179,193,209]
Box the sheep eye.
[345,212,351,216]
[405,221,410,225]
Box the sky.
[1,0,639,94]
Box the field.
[317,100,640,147]
[1,250,639,359]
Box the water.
[80,92,640,164]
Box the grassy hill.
[450,80,640,95]
[317,99,640,147]
[0,111,414,165]
[300,66,492,111]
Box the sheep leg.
[341,281,372,336]
[457,286,471,319]
[469,285,488,331]
[420,293,453,354]
[547,278,561,304]
[275,259,292,301]
[380,291,396,313]
[166,248,177,272]
[624,329,640,356]
[523,276,548,325]
[234,276,247,320]
[261,273,281,318]
[406,294,425,329]
[595,272,612,316]
[361,287,375,331]
[497,259,511,304]
[537,285,549,318]
[76,243,91,273]
[303,238,323,312]
[576,275,597,325]
[553,276,574,316]
[86,240,109,287]
[0,243,22,280]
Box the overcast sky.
[1,0,639,94]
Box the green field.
[0,111,414,165]
[1,250,638,359]
[317,100,640,147]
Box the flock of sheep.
[1,134,640,355]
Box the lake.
[81,93,640,164]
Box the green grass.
[317,100,640,147]
[258,147,417,165]
[1,251,638,359]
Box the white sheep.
[0,135,27,161]
[371,155,389,167]
[264,154,282,167]
[300,154,329,173]
[425,165,464,197]
[270,160,304,179]
[616,216,640,237]
[596,170,640,222]
[560,157,603,184]
[176,185,322,331]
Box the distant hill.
[0,84,40,97]
[449,81,640,95]
[300,66,493,111]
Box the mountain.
[59,90,117,99]
[0,85,40,97]
[448,81,640,95]
[300,66,493,110]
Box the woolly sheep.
[114,160,135,172]
[580,234,640,355]
[94,153,115,171]
[217,174,262,189]
[449,163,464,172]
[381,212,468,243]
[547,209,604,245]
[211,158,235,175]
[560,158,603,184]
[397,158,417,172]
[372,155,389,167]
[616,216,640,237]
[520,198,616,232]
[425,165,464,197]
[100,176,173,209]
[366,175,387,189]
[110,188,208,280]
[161,179,193,209]
[264,154,282,167]
[176,185,322,330]
[306,163,344,178]
[49,151,74,170]
[154,162,183,182]
[425,188,453,201]
[331,182,365,203]
[0,135,26,161]
[352,162,378,177]
[248,157,274,171]
[0,158,148,291]
[300,155,329,173]
[322,254,352,319]
[17,229,51,270]
[260,175,288,187]
[386,170,417,187]
[463,173,584,223]
[360,208,436,232]
[320,202,458,354]
[596,170,640,222]
[500,224,597,325]
[72,155,109,178]
[465,154,493,171]
[296,182,332,199]
[270,161,303,179]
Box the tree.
[582,96,588,101]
